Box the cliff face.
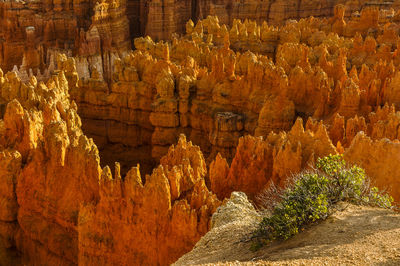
[138,0,353,40]
[78,135,220,265]
[0,0,386,75]
[0,70,220,264]
[0,71,100,264]
[2,2,400,265]
[57,8,400,176]
[210,118,337,201]
[51,7,400,207]
[0,0,130,75]
[344,132,400,202]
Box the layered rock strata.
[137,0,396,40]
[2,3,400,265]
[2,0,396,76]
[0,70,220,264]
[0,0,130,76]
[210,118,337,201]
[56,8,400,175]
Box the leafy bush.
[253,154,393,248]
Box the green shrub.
[253,154,393,248]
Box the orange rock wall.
[344,132,400,202]
[79,135,219,265]
[2,3,400,265]
[0,70,220,264]
[1,0,392,74]
[0,0,130,75]
[65,9,400,168]
[210,118,337,201]
[139,0,382,40]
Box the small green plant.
[253,154,393,248]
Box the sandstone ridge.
[1,2,400,265]
[0,70,220,264]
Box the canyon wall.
[0,0,130,75]
[1,0,395,75]
[60,7,400,176]
[2,2,400,265]
[0,69,220,264]
[139,0,383,40]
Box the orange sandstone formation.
[57,10,400,173]
[79,135,220,265]
[0,70,219,264]
[2,0,398,75]
[0,71,100,264]
[344,132,400,201]
[210,118,337,201]
[2,2,400,265]
[0,0,130,85]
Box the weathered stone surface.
[0,150,21,249]
[0,0,130,80]
[0,69,219,265]
[3,0,398,75]
[60,8,400,205]
[0,69,101,264]
[345,132,400,202]
[78,135,220,265]
[2,3,400,265]
[210,118,337,201]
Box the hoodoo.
[1,0,400,265]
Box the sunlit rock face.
[0,69,219,265]
[2,1,400,265]
[0,0,130,75]
[0,0,378,74]
[133,0,349,40]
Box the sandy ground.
[175,203,400,266]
